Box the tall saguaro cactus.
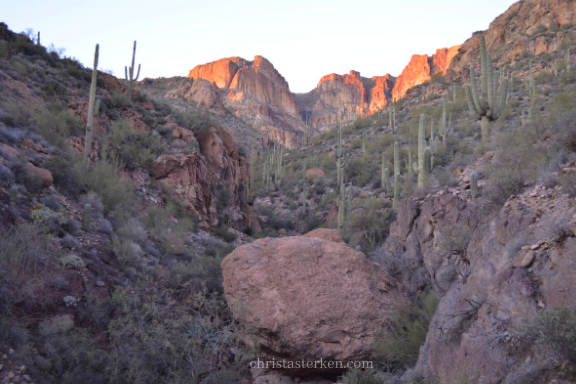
[335,120,349,187]
[393,141,399,209]
[465,35,509,145]
[362,131,367,158]
[125,41,141,101]
[416,114,427,188]
[470,171,478,199]
[439,95,448,147]
[84,44,100,158]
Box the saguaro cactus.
[362,130,367,158]
[430,121,435,171]
[423,147,432,176]
[125,41,141,101]
[553,59,558,77]
[567,49,571,73]
[393,141,400,209]
[381,152,386,189]
[408,137,413,177]
[528,60,536,107]
[416,114,427,188]
[439,95,448,146]
[10,186,17,207]
[384,167,392,194]
[465,35,509,144]
[470,171,478,199]
[335,120,349,187]
[83,204,92,231]
[84,44,100,158]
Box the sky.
[2,0,518,93]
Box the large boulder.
[221,236,405,374]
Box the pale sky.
[2,0,518,93]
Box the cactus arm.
[493,78,509,120]
[487,56,494,115]
[465,86,482,120]
[469,68,487,115]
[480,36,489,110]
[134,63,141,82]
[125,66,128,81]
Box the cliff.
[391,46,460,101]
[184,55,304,148]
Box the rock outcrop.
[450,0,576,72]
[153,126,248,229]
[381,185,576,382]
[296,71,396,130]
[391,46,460,101]
[221,236,405,374]
[184,56,304,148]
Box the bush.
[339,368,383,384]
[373,291,438,372]
[43,156,81,197]
[0,40,8,59]
[75,158,134,213]
[512,307,576,364]
[104,120,165,170]
[0,223,57,315]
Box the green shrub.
[0,40,8,59]
[75,158,134,213]
[104,119,166,170]
[373,291,438,371]
[43,156,80,197]
[0,223,57,315]
[215,224,238,242]
[512,307,576,364]
[353,118,372,130]
[34,104,83,148]
[339,368,383,384]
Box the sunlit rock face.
[391,46,460,101]
[186,56,303,148]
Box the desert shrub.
[549,91,576,114]
[0,163,14,186]
[341,197,392,252]
[41,79,68,96]
[75,158,134,213]
[350,137,362,149]
[142,207,195,256]
[43,328,108,384]
[485,126,546,206]
[43,156,80,197]
[373,291,438,372]
[553,109,576,152]
[0,223,57,315]
[106,283,246,383]
[0,40,8,59]
[0,100,31,127]
[353,118,372,130]
[512,307,576,364]
[34,104,83,148]
[339,368,383,384]
[104,119,165,170]
[166,256,224,293]
[215,224,237,242]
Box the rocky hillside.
[1,0,576,383]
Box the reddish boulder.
[221,236,405,373]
